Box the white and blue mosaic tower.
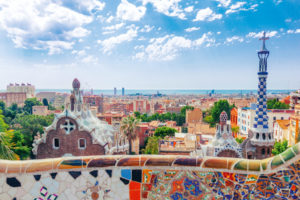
[249,32,274,159]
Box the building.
[230,107,238,137]
[242,32,274,159]
[122,87,125,96]
[133,99,150,113]
[186,108,202,124]
[290,90,300,109]
[83,95,104,113]
[159,133,197,155]
[0,92,27,107]
[289,104,300,145]
[238,104,293,137]
[32,106,49,116]
[7,83,35,98]
[36,92,69,109]
[114,87,117,96]
[274,120,290,144]
[32,79,128,159]
[202,111,242,158]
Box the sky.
[0,0,299,90]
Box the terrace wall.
[1,142,300,199]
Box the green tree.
[42,98,49,106]
[2,130,30,159]
[120,116,141,154]
[211,100,232,123]
[0,110,9,132]
[0,133,17,160]
[235,137,244,144]
[154,127,177,138]
[203,115,214,126]
[142,136,159,154]
[23,98,42,114]
[272,140,289,155]
[180,105,194,115]
[11,114,54,150]
[267,99,289,109]
[231,126,240,134]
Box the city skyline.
[0,0,300,90]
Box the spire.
[259,31,269,52]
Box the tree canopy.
[23,98,42,114]
[272,140,289,155]
[267,99,289,109]
[203,100,234,126]
[154,126,177,138]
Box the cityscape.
[0,0,300,200]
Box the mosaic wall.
[1,142,300,199]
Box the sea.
[33,89,294,96]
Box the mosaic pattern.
[0,143,300,199]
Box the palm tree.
[120,116,141,154]
[0,133,17,160]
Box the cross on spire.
[259,31,269,51]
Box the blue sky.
[0,0,299,90]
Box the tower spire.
[259,31,269,52]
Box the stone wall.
[1,142,300,199]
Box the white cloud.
[285,18,292,23]
[225,36,244,43]
[143,0,186,20]
[135,33,214,61]
[246,31,278,38]
[185,27,200,32]
[71,0,105,12]
[225,2,246,14]
[184,6,194,13]
[193,8,222,22]
[98,27,138,54]
[140,25,154,33]
[225,2,258,14]
[81,55,98,64]
[215,0,231,7]
[0,0,95,54]
[117,0,146,21]
[106,16,114,23]
[287,29,300,34]
[103,23,125,31]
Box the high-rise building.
[242,32,274,159]
[7,83,35,98]
[114,87,117,96]
[122,87,125,96]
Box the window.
[281,117,284,120]
[53,138,59,149]
[273,117,276,120]
[267,148,270,155]
[262,148,265,155]
[269,133,271,140]
[78,138,86,149]
[262,133,266,140]
[256,133,259,139]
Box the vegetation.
[42,98,56,110]
[231,126,240,134]
[142,136,159,154]
[272,140,289,155]
[267,99,289,109]
[203,100,235,127]
[154,127,177,138]
[134,105,194,126]
[11,114,54,154]
[23,98,42,114]
[235,137,244,144]
[120,116,141,154]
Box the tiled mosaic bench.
[1,142,300,199]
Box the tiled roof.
[276,119,290,130]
